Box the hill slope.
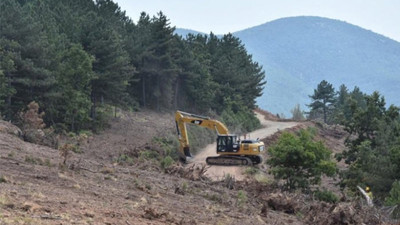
[178,16,400,115]
[0,110,382,224]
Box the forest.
[308,80,400,207]
[0,0,265,132]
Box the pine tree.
[0,0,56,121]
[130,12,178,110]
[84,3,134,118]
[291,104,305,121]
[0,41,17,118]
[308,80,336,123]
[179,34,215,111]
[54,44,94,131]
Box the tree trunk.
[174,77,179,109]
[71,114,75,131]
[91,94,96,119]
[323,99,327,123]
[156,75,160,112]
[7,78,11,120]
[142,76,146,107]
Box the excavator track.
[206,156,253,166]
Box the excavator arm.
[175,111,229,160]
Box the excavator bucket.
[183,147,192,157]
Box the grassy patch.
[7,152,14,158]
[160,156,174,169]
[237,190,248,208]
[24,155,52,167]
[139,150,159,160]
[116,154,134,165]
[314,189,339,203]
[244,167,259,175]
[0,195,8,207]
[254,173,273,185]
[0,175,7,183]
[204,193,222,203]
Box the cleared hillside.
[0,110,383,224]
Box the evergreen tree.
[53,44,94,131]
[0,0,267,134]
[0,40,17,117]
[308,80,336,123]
[208,33,265,113]
[84,4,134,117]
[0,0,56,121]
[332,84,349,123]
[148,12,179,110]
[127,12,152,107]
[182,34,216,111]
[291,104,305,121]
[130,12,178,110]
[337,91,400,200]
[336,84,349,108]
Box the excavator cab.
[217,135,239,153]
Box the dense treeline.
[0,0,265,132]
[309,80,400,209]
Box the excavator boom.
[175,111,229,158]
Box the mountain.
[174,28,206,37]
[233,16,400,116]
[177,16,400,116]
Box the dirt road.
[191,112,298,181]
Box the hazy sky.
[115,0,400,42]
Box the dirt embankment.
[191,112,298,181]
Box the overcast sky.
[114,0,400,42]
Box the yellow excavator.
[175,111,265,166]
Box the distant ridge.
[174,28,206,37]
[177,16,400,115]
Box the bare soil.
[0,110,389,224]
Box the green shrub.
[205,193,222,203]
[385,180,400,219]
[140,150,159,160]
[160,156,174,169]
[182,182,188,192]
[0,176,7,183]
[244,167,258,175]
[152,135,180,159]
[24,156,51,167]
[79,130,93,137]
[117,154,134,165]
[267,129,336,191]
[237,190,248,207]
[44,158,52,167]
[314,189,339,203]
[25,155,37,165]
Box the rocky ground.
[0,110,392,224]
